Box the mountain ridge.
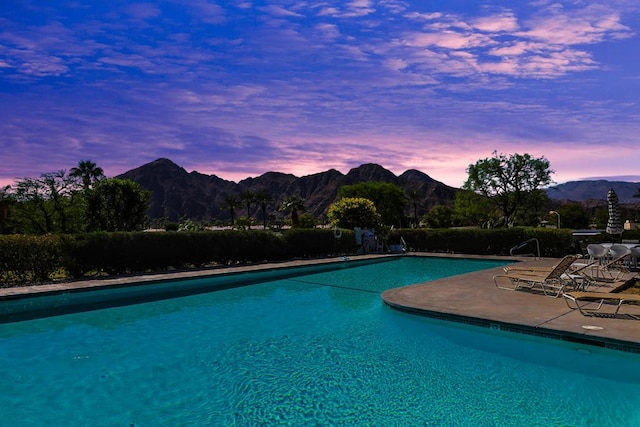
[547,180,640,204]
[117,158,457,222]
[117,158,640,222]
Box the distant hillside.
[117,158,640,222]
[118,158,459,222]
[546,180,640,203]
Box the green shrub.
[2,226,585,287]
[394,227,575,257]
[164,222,179,231]
[282,228,357,257]
[0,235,63,285]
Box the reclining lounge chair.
[494,255,580,297]
[563,291,640,318]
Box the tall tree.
[12,170,81,233]
[338,182,406,227]
[85,178,150,231]
[280,195,306,228]
[405,189,420,227]
[254,190,272,230]
[69,160,105,191]
[463,152,554,227]
[0,186,16,234]
[221,194,241,227]
[555,202,590,230]
[240,190,255,229]
[422,205,453,228]
[453,189,498,227]
[518,188,551,226]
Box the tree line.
[0,160,150,234]
[2,153,633,235]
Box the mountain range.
[118,158,640,222]
[546,181,640,204]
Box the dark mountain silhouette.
[118,158,640,223]
[118,159,237,220]
[547,180,640,204]
[117,158,458,222]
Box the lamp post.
[549,211,560,229]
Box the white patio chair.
[586,244,609,265]
[609,244,631,267]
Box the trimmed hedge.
[0,229,357,286]
[0,227,622,286]
[283,228,357,258]
[61,231,290,277]
[391,227,576,258]
[0,235,62,285]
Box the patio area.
[383,254,640,353]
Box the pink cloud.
[405,31,491,50]
[472,13,519,32]
[124,3,162,20]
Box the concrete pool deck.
[2,253,639,352]
[383,253,640,353]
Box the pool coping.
[0,254,399,300]
[3,252,640,353]
[0,254,405,323]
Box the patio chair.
[562,291,640,318]
[572,244,629,282]
[586,244,609,265]
[630,246,640,270]
[493,255,580,297]
[570,253,634,286]
[609,244,631,260]
[602,248,634,281]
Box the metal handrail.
[510,238,540,259]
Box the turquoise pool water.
[2,257,640,426]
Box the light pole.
[549,211,560,229]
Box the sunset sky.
[2,0,640,188]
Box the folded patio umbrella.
[606,188,624,236]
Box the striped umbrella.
[606,188,623,236]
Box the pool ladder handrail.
[510,238,540,260]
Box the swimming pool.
[2,256,640,426]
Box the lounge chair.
[502,264,559,275]
[493,255,580,297]
[503,254,586,274]
[598,251,633,281]
[563,291,640,318]
[571,251,634,284]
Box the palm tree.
[240,190,256,229]
[70,160,104,191]
[221,194,241,227]
[254,190,272,229]
[280,195,306,228]
[406,189,420,227]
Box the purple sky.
[2,0,640,188]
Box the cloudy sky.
[2,0,640,188]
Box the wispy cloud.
[0,1,639,187]
[124,3,162,20]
